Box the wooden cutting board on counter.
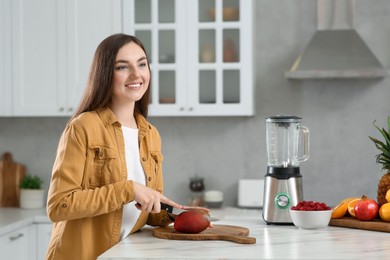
[0,152,26,207]
[153,224,256,244]
[329,217,390,232]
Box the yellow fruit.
[332,197,359,219]
[386,190,390,203]
[379,203,390,222]
[347,198,361,217]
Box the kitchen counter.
[0,207,49,235]
[2,207,389,259]
[98,207,390,260]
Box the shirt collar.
[135,112,150,141]
[96,107,150,139]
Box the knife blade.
[166,212,220,222]
[161,202,220,222]
[205,215,220,222]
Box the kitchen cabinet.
[0,225,35,260]
[36,223,52,260]
[11,0,65,116]
[0,208,52,260]
[65,0,122,115]
[123,0,254,116]
[0,0,12,116]
[8,0,121,116]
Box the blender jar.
[266,116,309,167]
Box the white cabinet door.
[10,0,122,116]
[36,223,52,260]
[66,0,122,113]
[11,0,67,116]
[186,0,254,116]
[0,0,13,116]
[123,0,187,116]
[123,0,254,116]
[0,225,34,260]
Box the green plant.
[20,174,43,189]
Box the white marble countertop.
[0,207,49,235]
[98,207,390,260]
[2,206,389,259]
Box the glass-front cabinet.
[123,0,253,116]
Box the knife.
[160,202,174,213]
[160,202,220,222]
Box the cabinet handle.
[188,107,194,111]
[58,107,64,112]
[68,107,73,112]
[9,233,24,241]
[179,107,184,111]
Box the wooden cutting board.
[0,152,26,207]
[153,224,256,244]
[329,217,390,232]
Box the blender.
[262,115,310,224]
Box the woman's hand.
[133,182,183,213]
[182,205,210,213]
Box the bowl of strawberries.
[290,200,332,229]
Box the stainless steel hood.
[285,0,388,79]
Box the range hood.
[285,0,388,79]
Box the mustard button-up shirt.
[46,108,172,260]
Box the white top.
[120,126,146,240]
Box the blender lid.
[266,115,302,123]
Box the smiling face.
[111,41,150,107]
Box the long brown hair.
[69,34,151,122]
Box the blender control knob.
[275,194,290,208]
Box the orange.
[386,190,390,203]
[347,198,361,217]
[379,203,390,222]
[331,197,359,219]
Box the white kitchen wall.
[1,0,389,207]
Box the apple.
[354,195,379,221]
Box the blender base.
[262,175,303,224]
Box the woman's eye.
[139,62,147,68]
[115,65,128,70]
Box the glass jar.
[188,176,205,206]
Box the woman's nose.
[129,69,140,80]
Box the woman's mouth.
[126,83,142,89]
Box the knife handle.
[160,202,173,213]
[135,202,173,213]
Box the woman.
[46,34,184,260]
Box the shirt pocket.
[87,146,118,188]
[150,151,163,176]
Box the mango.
[173,210,210,234]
